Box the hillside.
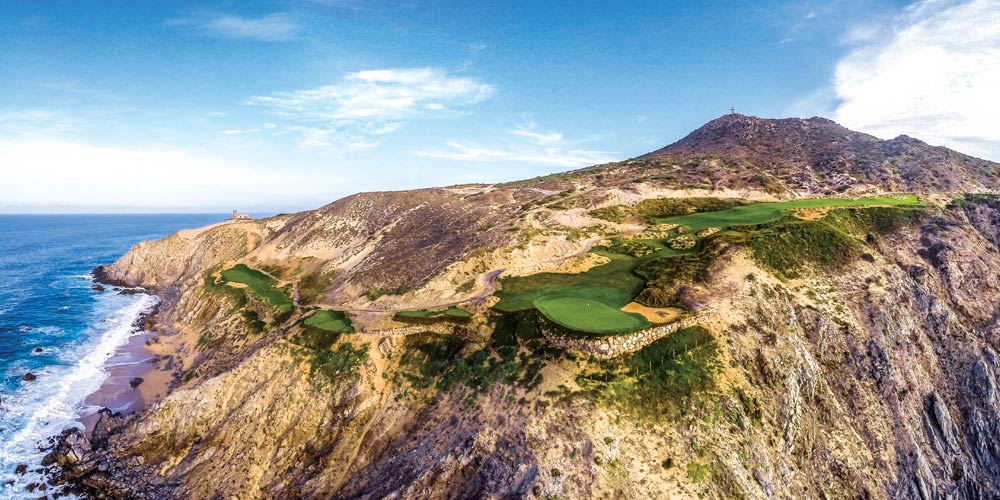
[40,115,1000,499]
[640,114,1000,194]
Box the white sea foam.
[0,292,158,498]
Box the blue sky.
[1,0,997,213]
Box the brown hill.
[637,114,1000,194]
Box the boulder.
[22,373,37,382]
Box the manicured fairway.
[303,310,354,333]
[534,296,650,334]
[655,195,920,232]
[220,264,293,312]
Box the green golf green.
[533,296,650,334]
[303,310,354,333]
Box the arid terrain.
[40,114,1000,499]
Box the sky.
[1,0,998,213]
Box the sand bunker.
[621,302,681,323]
[793,207,830,221]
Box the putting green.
[533,296,650,334]
[303,310,354,333]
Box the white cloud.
[247,68,494,150]
[249,68,494,121]
[416,124,617,168]
[166,12,299,42]
[285,125,391,151]
[220,128,260,135]
[833,0,1000,161]
[512,124,563,146]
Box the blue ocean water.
[0,214,226,497]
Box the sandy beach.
[80,311,176,432]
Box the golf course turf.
[220,264,294,313]
[494,195,921,335]
[303,310,355,333]
[534,296,650,333]
[654,194,920,232]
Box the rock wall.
[539,315,706,359]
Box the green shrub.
[311,342,368,381]
[576,326,721,417]
[607,239,658,258]
[397,332,551,394]
[634,236,736,308]
[744,219,857,280]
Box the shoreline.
[80,281,178,433]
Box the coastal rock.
[91,408,122,449]
[91,265,133,288]
[129,377,144,389]
[91,284,105,292]
[34,347,43,353]
[15,463,27,475]
[22,373,37,382]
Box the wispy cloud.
[220,128,260,135]
[512,123,563,146]
[838,23,882,45]
[0,109,77,136]
[166,12,299,42]
[249,68,495,121]
[833,0,1000,161]
[246,68,494,150]
[416,124,617,168]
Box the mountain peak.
[631,114,999,194]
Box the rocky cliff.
[40,115,1000,499]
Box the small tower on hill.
[230,210,251,221]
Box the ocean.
[0,214,225,498]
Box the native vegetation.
[494,196,922,334]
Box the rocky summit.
[42,115,1000,499]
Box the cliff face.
[44,116,1000,499]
